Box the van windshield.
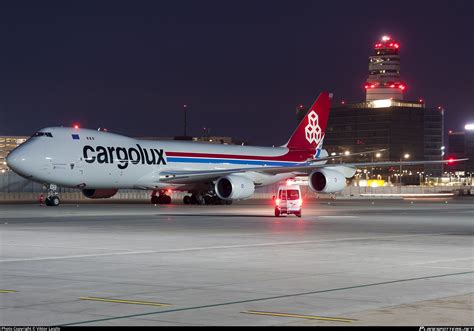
[279,189,300,200]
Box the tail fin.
[285,92,332,152]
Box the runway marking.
[0,233,443,263]
[402,256,474,266]
[61,270,474,326]
[318,215,359,218]
[242,310,356,322]
[2,243,129,251]
[380,256,474,271]
[80,296,171,307]
[0,289,17,293]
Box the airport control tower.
[365,35,406,101]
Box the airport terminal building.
[324,99,444,177]
[0,136,28,172]
[448,125,474,174]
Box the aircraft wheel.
[196,195,205,205]
[183,195,191,204]
[51,196,60,206]
[151,195,159,204]
[225,199,233,205]
[165,195,172,204]
[46,196,60,207]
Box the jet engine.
[82,189,118,199]
[308,169,346,193]
[215,175,255,200]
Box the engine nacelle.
[309,169,346,193]
[82,189,118,199]
[215,175,255,200]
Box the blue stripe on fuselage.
[167,157,308,167]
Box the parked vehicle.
[273,185,302,217]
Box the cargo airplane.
[6,92,465,206]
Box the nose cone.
[6,146,31,177]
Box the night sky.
[1,1,473,145]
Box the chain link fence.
[0,171,471,202]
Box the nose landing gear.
[44,184,61,207]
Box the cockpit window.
[33,132,53,138]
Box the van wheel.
[274,208,280,217]
[295,210,302,218]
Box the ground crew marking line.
[0,289,17,293]
[61,270,474,326]
[79,296,171,307]
[242,310,356,322]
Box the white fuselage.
[7,127,327,191]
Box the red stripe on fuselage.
[166,150,313,162]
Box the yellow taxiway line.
[79,296,171,307]
[0,289,17,293]
[242,310,356,323]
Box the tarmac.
[0,198,473,326]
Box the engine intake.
[82,189,118,199]
[309,169,346,193]
[215,175,255,200]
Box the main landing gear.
[182,191,233,205]
[151,190,172,205]
[45,184,61,207]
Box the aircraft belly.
[80,164,152,189]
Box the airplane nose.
[6,149,19,170]
[6,147,29,176]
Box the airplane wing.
[157,158,468,185]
